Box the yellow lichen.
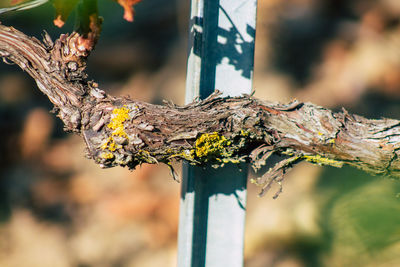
[240,129,249,137]
[100,137,111,150]
[250,178,258,184]
[107,106,130,138]
[101,152,114,159]
[108,139,121,151]
[101,106,131,153]
[191,132,232,161]
[101,136,122,152]
[222,158,240,164]
[302,154,343,168]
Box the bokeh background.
[1,0,400,266]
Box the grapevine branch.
[1,24,400,197]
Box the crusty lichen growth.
[101,106,130,154]
[192,132,232,158]
[302,154,344,168]
[107,106,130,137]
[189,132,243,165]
[100,152,115,159]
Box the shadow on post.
[188,5,256,98]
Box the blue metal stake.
[178,1,257,266]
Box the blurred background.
[0,0,400,266]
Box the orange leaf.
[116,0,142,22]
[53,14,64,27]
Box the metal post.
[177,1,257,266]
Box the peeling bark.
[1,24,399,197]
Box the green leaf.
[74,0,100,34]
[50,0,79,27]
[0,0,49,14]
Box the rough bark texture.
[1,24,399,197]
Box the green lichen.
[168,149,196,162]
[302,154,343,168]
[137,149,158,164]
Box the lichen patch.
[191,132,234,162]
[107,106,130,138]
[100,106,131,153]
[303,154,343,167]
[100,152,115,159]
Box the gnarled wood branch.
[1,24,399,197]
